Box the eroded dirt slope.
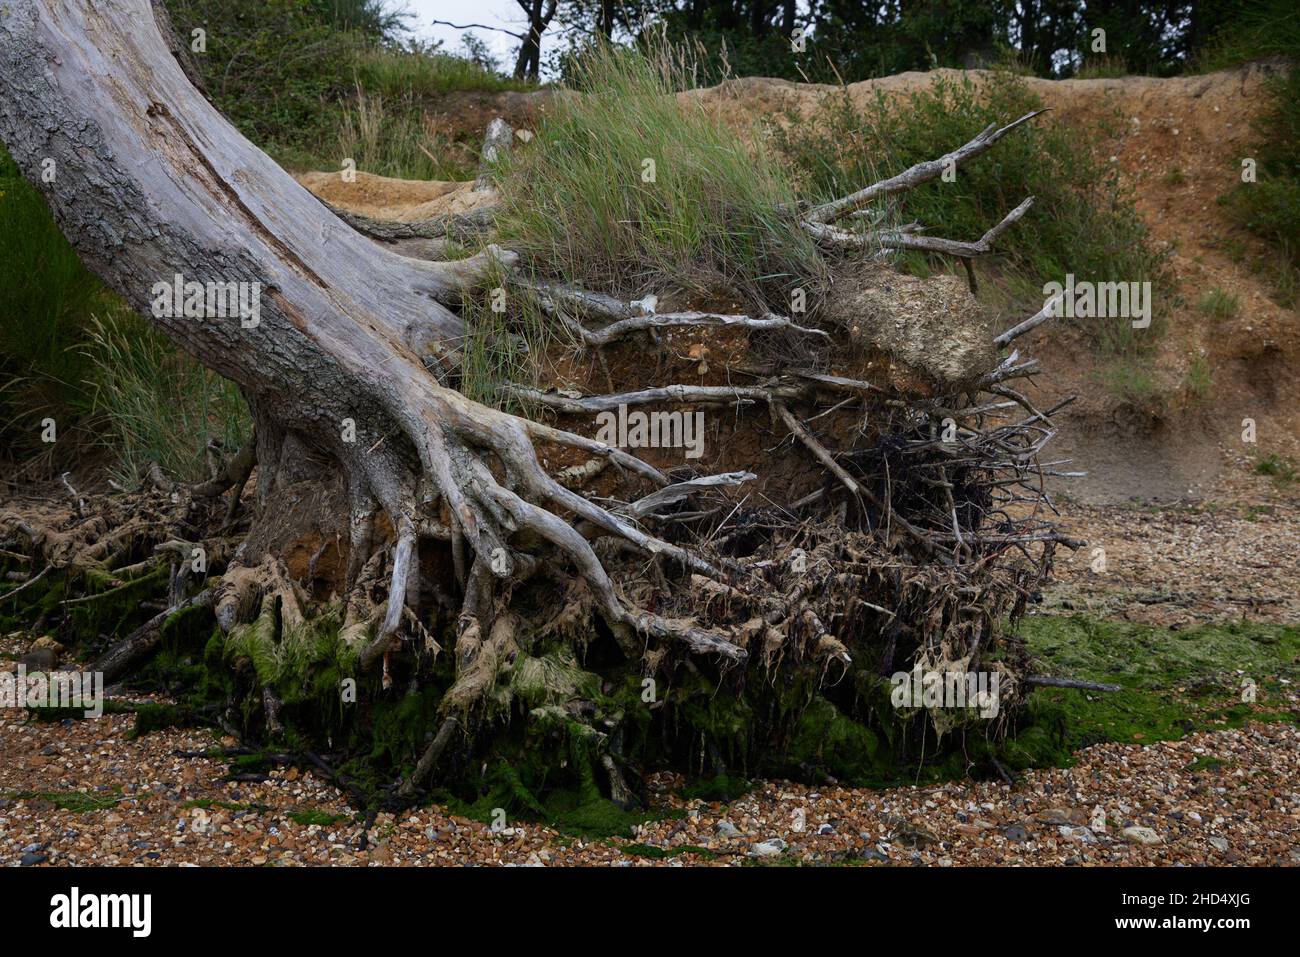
[305,64,1298,508]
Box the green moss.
[680,773,752,803]
[787,696,885,782]
[1004,614,1300,767]
[3,789,120,812]
[621,842,719,860]
[128,702,190,738]
[288,809,351,827]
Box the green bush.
[162,1,526,178]
[771,70,1171,354]
[1222,65,1300,305]
[1199,0,1300,69]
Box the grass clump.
[1197,286,1240,319]
[1184,354,1214,397]
[333,82,482,182]
[1097,358,1159,403]
[1,147,250,482]
[85,310,248,486]
[496,40,824,305]
[1254,452,1298,485]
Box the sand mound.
[296,170,496,221]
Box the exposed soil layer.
[305,63,1300,507]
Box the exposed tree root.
[0,2,1099,815]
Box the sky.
[403,0,528,64]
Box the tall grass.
[0,147,249,484]
[495,40,824,304]
[334,86,474,181]
[85,310,249,487]
[354,44,530,98]
[771,71,1171,355]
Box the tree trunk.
[0,0,1077,800]
[0,0,723,666]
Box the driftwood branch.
[804,110,1047,224]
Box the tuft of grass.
[84,311,250,487]
[1197,286,1240,319]
[334,85,474,181]
[2,146,250,483]
[1098,358,1158,403]
[1184,354,1213,397]
[1254,452,1298,485]
[1075,55,1129,79]
[495,40,825,305]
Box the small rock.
[715,820,740,838]
[1058,826,1097,844]
[860,846,889,862]
[20,852,47,866]
[1003,824,1031,843]
[1208,836,1230,853]
[30,635,64,656]
[749,838,786,858]
[1121,826,1162,846]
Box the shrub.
[771,70,1171,354]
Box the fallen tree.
[0,0,1084,816]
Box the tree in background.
[524,0,1284,83]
